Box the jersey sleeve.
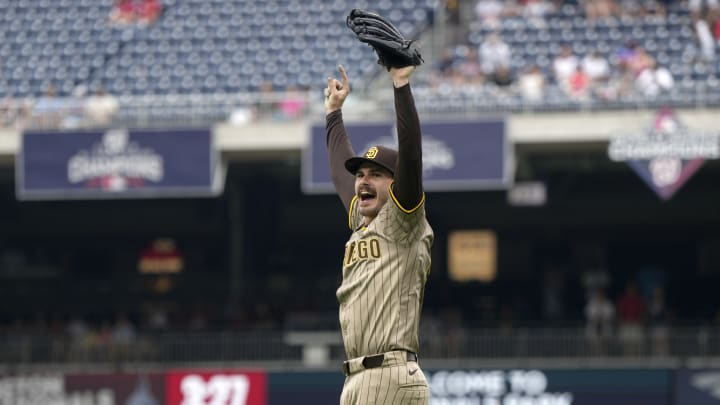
[326,110,356,212]
[391,83,424,211]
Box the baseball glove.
[346,9,424,71]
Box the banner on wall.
[302,119,511,193]
[0,368,675,405]
[0,373,166,405]
[166,370,267,405]
[425,368,671,405]
[608,108,720,200]
[17,128,226,200]
[675,369,720,404]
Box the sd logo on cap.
[345,145,398,175]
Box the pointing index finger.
[338,65,349,91]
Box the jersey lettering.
[344,238,381,266]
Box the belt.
[342,350,418,376]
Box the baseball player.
[324,64,433,405]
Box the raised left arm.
[389,66,424,211]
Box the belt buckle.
[406,352,418,362]
[361,353,385,369]
[342,361,350,376]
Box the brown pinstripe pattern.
[340,359,429,405]
[338,196,432,405]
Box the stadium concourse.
[1,1,720,404]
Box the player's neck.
[361,216,376,227]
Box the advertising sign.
[166,370,267,405]
[0,373,165,405]
[426,368,671,405]
[17,128,225,200]
[0,368,676,405]
[303,119,511,193]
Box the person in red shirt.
[616,281,646,356]
[136,0,162,25]
[567,66,591,101]
[108,0,134,25]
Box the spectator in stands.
[687,0,718,61]
[647,286,670,355]
[580,0,619,21]
[109,0,135,25]
[618,0,647,18]
[566,66,591,100]
[84,88,119,127]
[517,64,547,102]
[0,96,16,128]
[278,85,307,121]
[615,40,638,71]
[109,0,162,26]
[689,0,719,23]
[111,313,136,362]
[145,307,169,331]
[541,265,567,322]
[625,45,655,76]
[62,85,89,129]
[552,45,579,89]
[474,0,507,29]
[66,315,90,361]
[696,17,717,61]
[455,46,485,85]
[582,50,611,84]
[584,288,615,355]
[479,33,512,77]
[622,46,674,97]
[635,60,675,97]
[32,84,65,129]
[581,50,612,98]
[254,80,278,120]
[435,48,457,78]
[616,281,646,356]
[521,0,555,28]
[136,0,162,25]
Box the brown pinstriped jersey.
[336,189,433,359]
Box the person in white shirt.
[518,65,546,102]
[475,0,506,29]
[84,88,119,127]
[552,45,579,88]
[479,32,512,76]
[581,50,611,83]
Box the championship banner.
[608,108,720,200]
[302,120,511,193]
[166,370,267,405]
[17,128,225,200]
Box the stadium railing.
[1,326,718,368]
[3,81,720,132]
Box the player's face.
[354,163,393,220]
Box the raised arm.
[325,65,355,211]
[389,66,424,210]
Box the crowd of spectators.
[1,258,719,363]
[0,85,120,130]
[582,265,674,357]
[108,0,163,26]
[428,0,719,104]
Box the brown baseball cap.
[345,145,398,175]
